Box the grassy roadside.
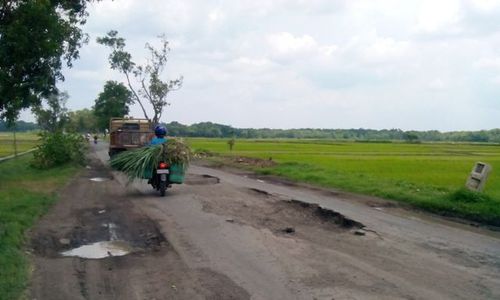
[189,138,500,226]
[0,154,80,300]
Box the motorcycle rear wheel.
[159,181,166,197]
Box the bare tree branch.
[98,31,182,125]
[124,71,149,120]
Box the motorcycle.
[150,161,170,196]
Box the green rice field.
[0,132,40,158]
[188,138,500,225]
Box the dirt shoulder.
[27,154,249,300]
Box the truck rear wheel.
[109,149,125,158]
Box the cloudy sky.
[26,0,500,131]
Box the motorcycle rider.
[150,125,168,145]
[147,125,168,186]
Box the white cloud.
[208,8,224,22]
[469,0,500,12]
[474,57,500,69]
[233,57,272,68]
[490,75,500,85]
[265,32,339,65]
[363,37,412,63]
[45,0,500,131]
[415,0,463,34]
[266,32,318,55]
[320,45,338,56]
[428,78,447,90]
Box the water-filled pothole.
[32,206,168,259]
[60,240,134,259]
[90,177,110,182]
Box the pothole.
[184,174,220,185]
[248,188,271,197]
[89,177,111,182]
[60,240,134,259]
[202,188,365,238]
[32,207,168,259]
[244,188,364,229]
[288,199,364,229]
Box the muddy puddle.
[90,177,111,182]
[32,205,168,259]
[61,240,134,259]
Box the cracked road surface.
[28,143,500,299]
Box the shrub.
[31,132,86,169]
[448,188,492,203]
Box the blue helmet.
[154,125,167,137]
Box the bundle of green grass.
[110,139,191,181]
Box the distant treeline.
[165,121,500,143]
[0,120,38,131]
[2,119,499,143]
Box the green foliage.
[0,0,94,124]
[0,154,78,299]
[228,138,235,151]
[449,188,492,203]
[165,121,500,142]
[167,121,236,137]
[31,132,86,169]
[0,120,38,132]
[404,132,420,143]
[189,138,500,225]
[93,81,133,130]
[97,31,182,124]
[66,108,97,133]
[111,139,191,180]
[32,92,69,133]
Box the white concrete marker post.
[465,162,492,192]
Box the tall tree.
[33,92,69,133]
[93,81,133,130]
[67,108,97,133]
[403,132,420,143]
[0,0,95,125]
[97,31,182,125]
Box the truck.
[108,118,153,157]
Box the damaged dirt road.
[28,144,500,299]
